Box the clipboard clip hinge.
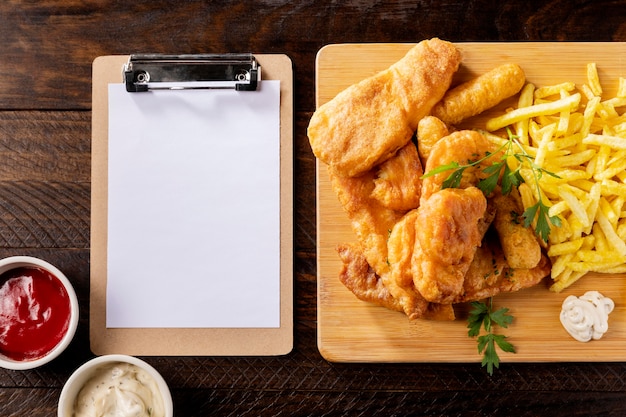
[124,53,260,92]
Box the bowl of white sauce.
[58,354,173,417]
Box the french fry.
[485,93,581,132]
[485,63,626,292]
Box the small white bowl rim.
[58,354,174,417]
[0,256,79,370]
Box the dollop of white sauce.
[73,362,165,417]
[560,291,614,342]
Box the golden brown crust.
[416,116,450,165]
[431,63,526,125]
[492,190,542,269]
[336,242,405,313]
[308,38,461,177]
[337,242,455,320]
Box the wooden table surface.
[1,1,626,416]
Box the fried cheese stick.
[308,38,461,177]
[431,63,526,126]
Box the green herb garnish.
[467,298,515,376]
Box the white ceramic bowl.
[0,256,79,370]
[58,354,173,417]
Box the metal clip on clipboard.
[123,53,260,92]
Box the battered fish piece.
[492,190,542,269]
[371,141,423,211]
[386,210,431,319]
[455,231,550,303]
[412,187,488,304]
[330,142,422,276]
[387,202,495,316]
[416,115,450,165]
[421,130,499,202]
[431,63,526,126]
[337,243,403,313]
[308,38,461,177]
[330,168,404,277]
[337,242,455,320]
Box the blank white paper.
[106,81,281,328]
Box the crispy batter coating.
[329,142,422,276]
[329,168,404,277]
[316,44,550,320]
[411,187,488,303]
[431,63,526,125]
[337,242,455,320]
[457,231,550,303]
[371,141,423,211]
[385,210,431,318]
[416,115,450,165]
[337,243,403,313]
[492,190,542,269]
[421,130,499,202]
[308,38,461,177]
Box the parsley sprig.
[421,128,562,242]
[467,298,515,376]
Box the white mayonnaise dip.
[560,291,614,342]
[73,362,165,417]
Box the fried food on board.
[310,39,551,320]
[336,243,403,313]
[420,130,499,201]
[492,190,542,269]
[483,63,626,291]
[329,141,422,276]
[371,141,423,211]
[461,232,551,302]
[410,186,488,304]
[432,63,526,126]
[416,115,450,165]
[308,38,461,177]
[337,242,456,321]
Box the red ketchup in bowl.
[0,266,71,361]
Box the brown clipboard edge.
[90,54,294,356]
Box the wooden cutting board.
[316,42,626,363]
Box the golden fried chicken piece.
[431,63,526,125]
[416,115,450,165]
[411,187,488,304]
[421,130,499,202]
[337,242,455,320]
[308,38,461,177]
[330,142,422,276]
[371,140,423,211]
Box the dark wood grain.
[0,0,625,415]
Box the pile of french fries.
[484,64,626,292]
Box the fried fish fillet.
[329,141,422,276]
[337,242,455,320]
[416,115,450,165]
[337,243,403,313]
[411,187,489,304]
[421,130,499,202]
[492,190,542,269]
[308,38,461,177]
[371,140,423,211]
[431,63,526,126]
[385,209,432,318]
[456,230,550,303]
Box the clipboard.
[90,54,293,356]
